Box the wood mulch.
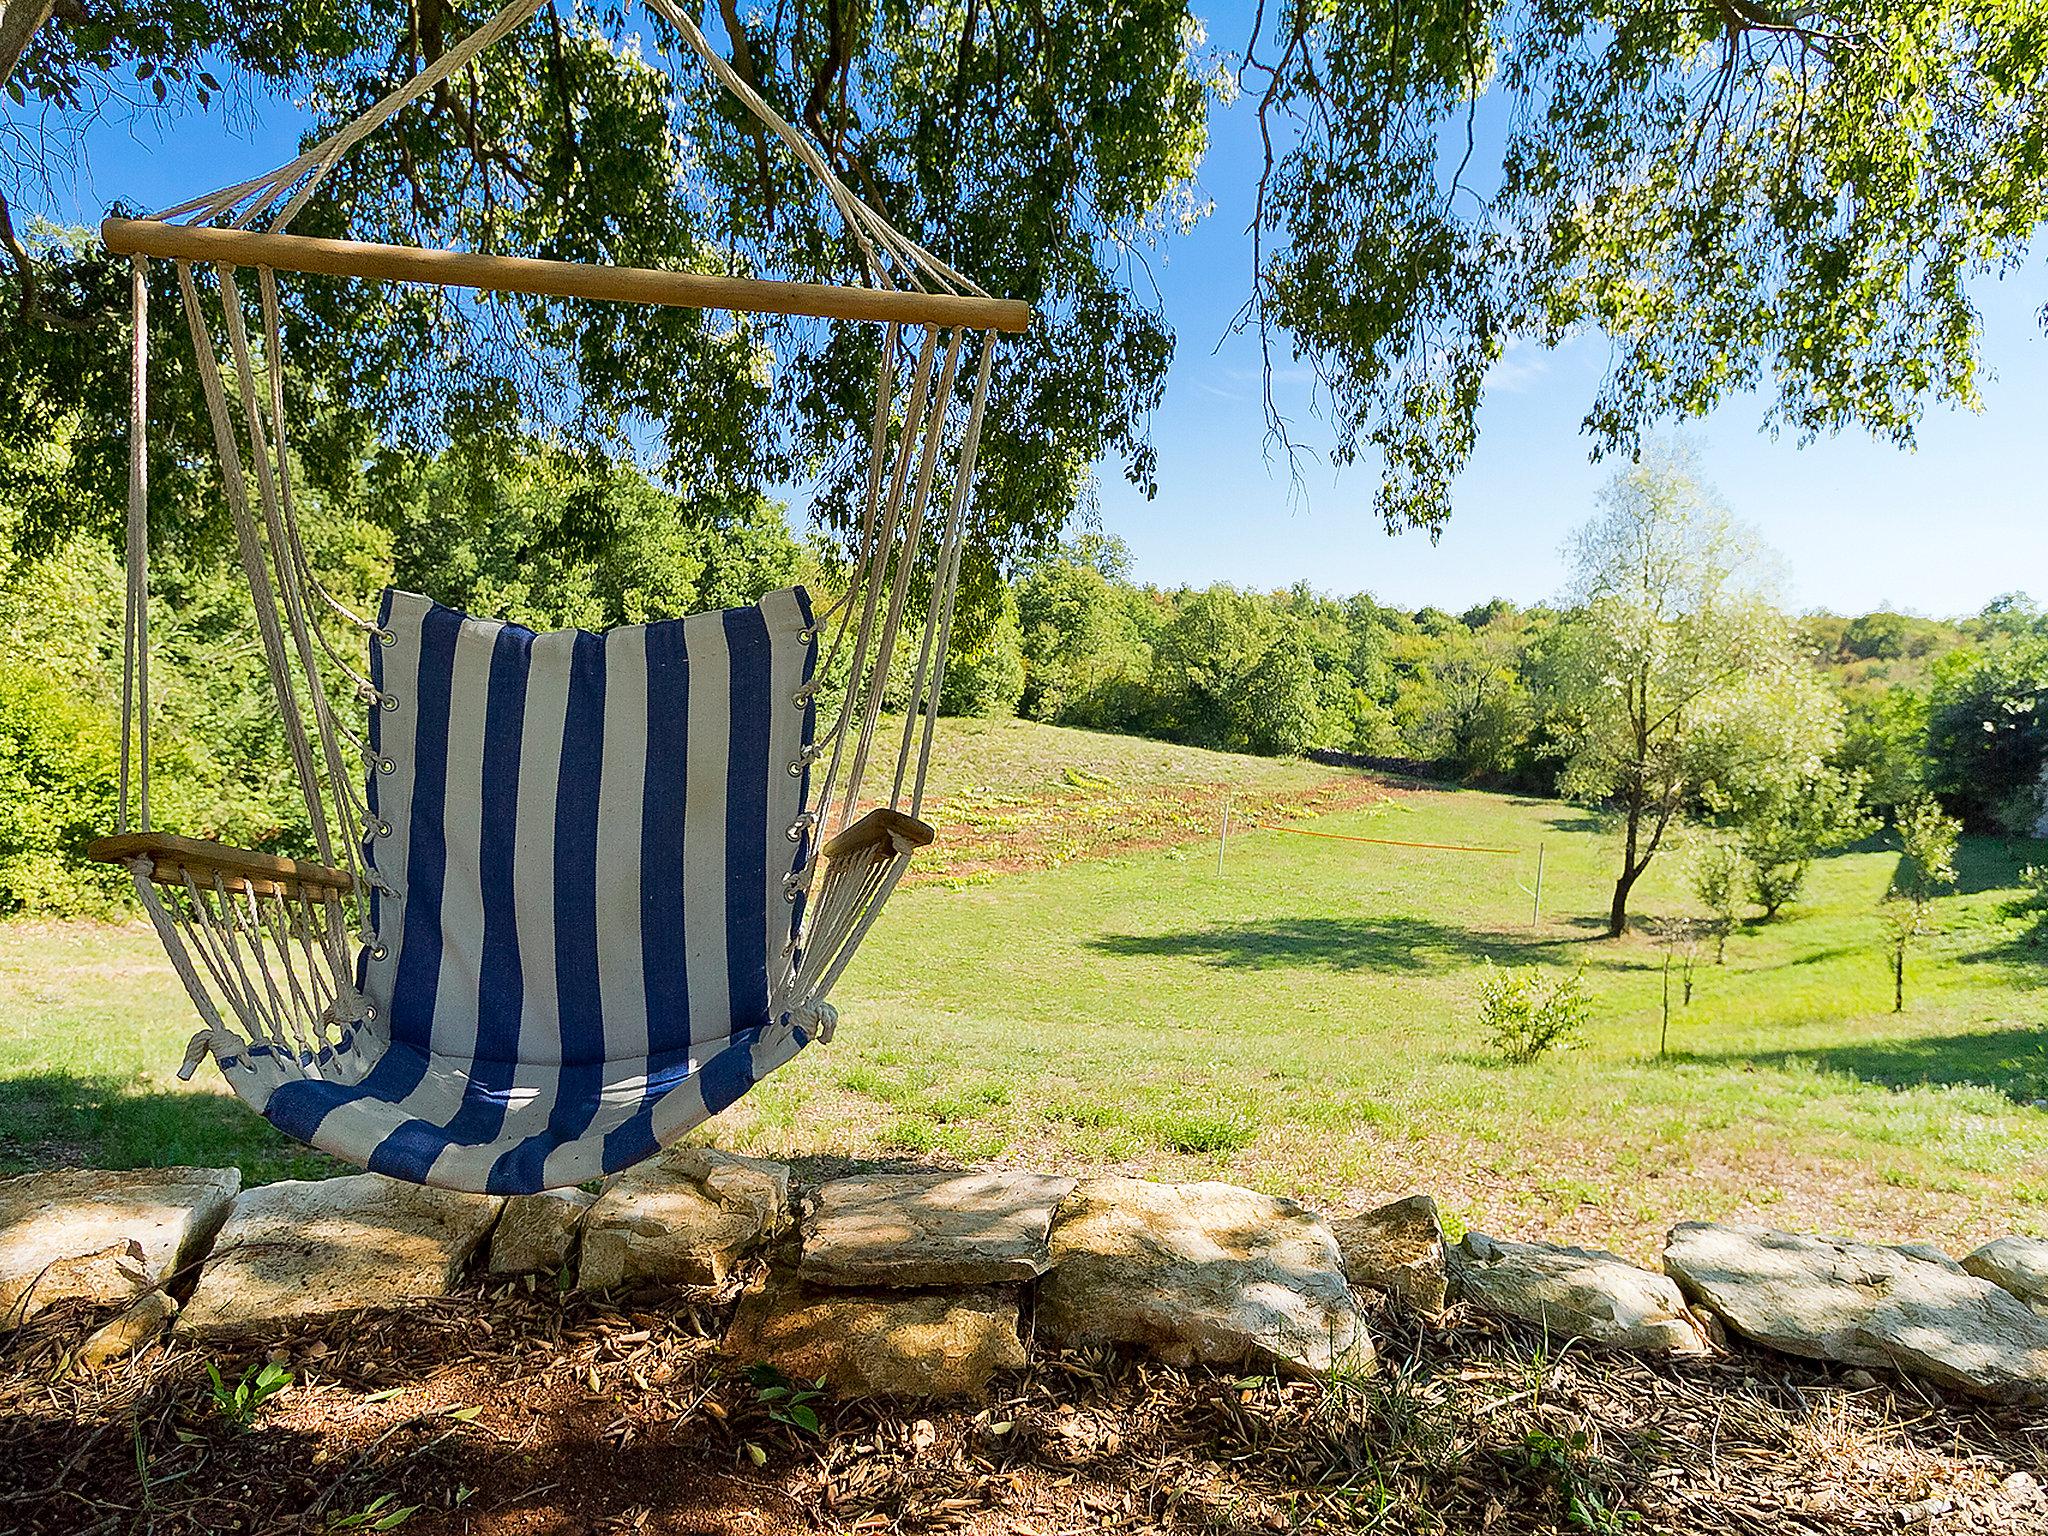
[2,1278,2043,1535]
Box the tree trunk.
[1893,945,1904,1013]
[1608,864,1642,937]
[1714,925,1728,965]
[1608,800,1643,937]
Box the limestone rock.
[800,1170,1075,1288]
[0,1167,240,1322]
[1888,1242,1964,1273]
[579,1147,790,1291]
[1330,1194,1448,1316]
[1666,1223,2048,1402]
[1962,1237,2048,1315]
[80,1289,178,1367]
[489,1188,595,1276]
[725,1271,1025,1397]
[177,1174,500,1339]
[1035,1177,1371,1376]
[1452,1233,1711,1355]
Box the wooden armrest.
[87,832,356,902]
[819,807,936,862]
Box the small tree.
[1737,769,1878,921]
[1686,834,1744,965]
[1882,797,1961,1013]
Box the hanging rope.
[118,258,150,834]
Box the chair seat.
[228,1019,814,1193]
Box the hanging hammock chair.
[86,0,1029,1194]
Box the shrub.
[939,596,1026,718]
[2005,865,2048,948]
[0,660,128,915]
[1477,964,1591,1064]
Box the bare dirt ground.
[4,1276,2044,1536]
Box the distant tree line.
[3,439,2044,924]
[949,517,2046,830]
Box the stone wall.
[4,1153,2046,1404]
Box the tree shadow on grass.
[1670,1024,2048,1105]
[1090,915,1587,974]
[1951,835,2048,897]
[0,1072,341,1183]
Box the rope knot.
[791,1000,837,1043]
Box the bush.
[2005,865,2048,948]
[1926,636,2048,830]
[0,660,128,914]
[939,593,1026,718]
[1477,963,1591,1064]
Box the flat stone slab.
[579,1147,790,1291]
[1,1167,240,1322]
[1331,1194,1448,1316]
[725,1271,1026,1397]
[177,1174,500,1339]
[1454,1233,1711,1355]
[800,1170,1075,1288]
[489,1188,595,1276]
[1963,1237,2048,1315]
[1666,1222,2048,1402]
[1035,1176,1371,1376]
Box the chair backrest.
[364,586,817,1068]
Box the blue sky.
[45,6,2047,619]
[1095,5,2048,620]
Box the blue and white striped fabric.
[230,586,819,1193]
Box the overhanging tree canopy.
[4,2,2048,547]
[1242,0,2048,531]
[0,0,1211,566]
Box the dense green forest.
[963,536,2048,822]
[5,429,2046,927]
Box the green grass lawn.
[4,718,2045,1262]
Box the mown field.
[4,716,2044,1261]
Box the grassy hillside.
[907,715,1384,880]
[4,718,2044,1261]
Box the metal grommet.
[797,627,817,645]
[784,885,801,903]
[364,1004,379,1021]
[787,759,805,777]
[786,821,807,843]
[371,944,389,960]
[377,757,396,774]
[380,694,399,712]
[376,819,393,837]
[377,629,397,646]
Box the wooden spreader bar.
[88,832,356,902]
[101,218,1034,334]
